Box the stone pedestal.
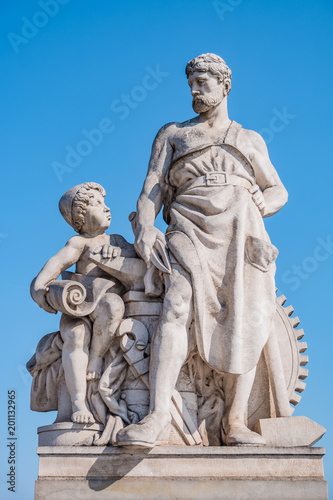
[35,445,328,500]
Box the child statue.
[30,182,136,424]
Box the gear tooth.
[290,392,302,406]
[284,304,294,317]
[294,328,304,340]
[298,367,309,380]
[298,341,307,353]
[276,294,287,305]
[290,316,300,328]
[295,380,306,393]
[274,290,308,411]
[299,354,309,366]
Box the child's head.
[59,182,110,234]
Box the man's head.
[59,182,111,234]
[186,53,232,114]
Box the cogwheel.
[247,291,308,428]
[275,293,308,411]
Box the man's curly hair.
[185,53,232,95]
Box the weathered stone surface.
[35,479,328,500]
[29,182,136,427]
[29,52,328,500]
[38,423,103,447]
[254,416,326,447]
[28,53,323,452]
[35,445,328,500]
[116,52,294,448]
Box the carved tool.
[118,318,202,446]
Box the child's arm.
[31,236,84,313]
[92,234,137,260]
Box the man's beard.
[192,87,224,114]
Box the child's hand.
[30,281,57,314]
[93,245,121,259]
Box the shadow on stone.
[86,447,149,492]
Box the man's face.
[84,191,111,233]
[188,71,225,114]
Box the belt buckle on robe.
[205,171,228,186]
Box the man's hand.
[93,245,121,259]
[249,185,265,215]
[30,281,57,314]
[134,226,160,263]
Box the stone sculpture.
[30,182,135,425]
[116,52,292,447]
[28,54,325,452]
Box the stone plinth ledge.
[35,445,328,500]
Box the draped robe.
[165,121,278,375]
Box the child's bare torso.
[74,233,137,281]
[75,234,114,278]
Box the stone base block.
[38,423,103,446]
[35,445,328,500]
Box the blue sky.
[1,0,332,498]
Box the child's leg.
[60,314,95,424]
[87,293,125,380]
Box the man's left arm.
[246,130,288,218]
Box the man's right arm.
[135,123,175,262]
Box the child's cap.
[59,184,85,226]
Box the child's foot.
[87,355,103,380]
[71,400,95,424]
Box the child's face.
[83,191,111,234]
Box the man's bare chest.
[170,124,252,164]
[170,126,232,160]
